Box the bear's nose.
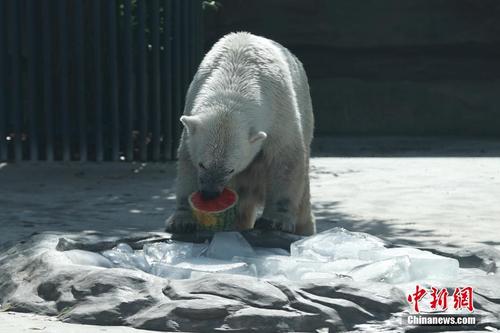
[201,190,221,200]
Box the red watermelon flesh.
[190,188,237,212]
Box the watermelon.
[188,188,239,231]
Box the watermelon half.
[188,188,239,231]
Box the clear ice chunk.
[236,255,370,280]
[234,255,325,281]
[206,232,255,260]
[150,257,255,279]
[92,228,460,285]
[102,246,150,272]
[300,272,341,281]
[64,249,113,268]
[150,262,194,279]
[348,256,412,284]
[359,247,459,281]
[254,247,290,256]
[115,243,133,253]
[143,241,207,264]
[320,259,370,275]
[176,257,254,274]
[291,227,386,261]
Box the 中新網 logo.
[407,285,474,313]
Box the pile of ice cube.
[88,228,459,284]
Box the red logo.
[407,285,474,313]
[407,285,427,312]
[430,287,449,311]
[452,287,474,312]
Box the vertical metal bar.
[196,0,203,72]
[137,0,148,161]
[123,0,133,161]
[9,0,21,162]
[0,0,6,161]
[195,0,203,70]
[162,0,173,160]
[191,0,197,76]
[171,0,182,158]
[42,2,54,161]
[183,1,190,96]
[151,0,161,161]
[75,0,86,162]
[187,0,193,77]
[107,0,119,161]
[58,0,70,161]
[186,0,194,79]
[93,0,103,162]
[27,0,38,161]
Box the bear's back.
[186,32,313,145]
[197,32,290,97]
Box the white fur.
[167,32,315,235]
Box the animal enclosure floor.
[1,154,498,254]
[0,139,499,332]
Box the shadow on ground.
[313,201,454,249]
[0,163,178,245]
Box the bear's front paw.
[254,213,296,234]
[165,211,197,233]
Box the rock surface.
[1,231,499,332]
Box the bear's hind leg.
[295,175,315,235]
[255,147,307,234]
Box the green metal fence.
[0,0,203,162]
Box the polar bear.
[166,32,315,235]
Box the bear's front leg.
[254,149,307,234]
[165,140,198,233]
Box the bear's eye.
[198,162,206,170]
[228,169,235,174]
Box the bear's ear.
[249,131,267,144]
[180,115,201,135]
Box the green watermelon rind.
[188,188,239,231]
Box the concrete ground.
[0,137,499,332]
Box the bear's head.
[181,111,267,199]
